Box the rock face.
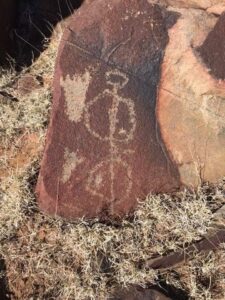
[157,8,225,187]
[0,0,16,64]
[36,0,181,219]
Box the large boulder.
[37,0,225,220]
[36,0,180,219]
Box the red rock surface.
[36,0,181,219]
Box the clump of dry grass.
[0,16,225,300]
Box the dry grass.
[0,17,225,300]
[1,169,224,299]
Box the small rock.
[16,75,41,95]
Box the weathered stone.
[198,12,225,80]
[0,0,16,64]
[157,8,225,187]
[36,0,180,219]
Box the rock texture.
[36,0,180,219]
[0,0,16,64]
[157,8,225,187]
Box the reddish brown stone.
[198,12,225,80]
[36,0,181,220]
[16,75,41,95]
[0,0,16,64]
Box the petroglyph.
[84,70,136,203]
[86,158,133,201]
[61,148,84,183]
[60,69,136,201]
[60,70,91,123]
[84,71,136,143]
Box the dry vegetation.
[0,19,225,300]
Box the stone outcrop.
[36,0,181,219]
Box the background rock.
[157,8,225,187]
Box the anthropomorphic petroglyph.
[84,70,136,202]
